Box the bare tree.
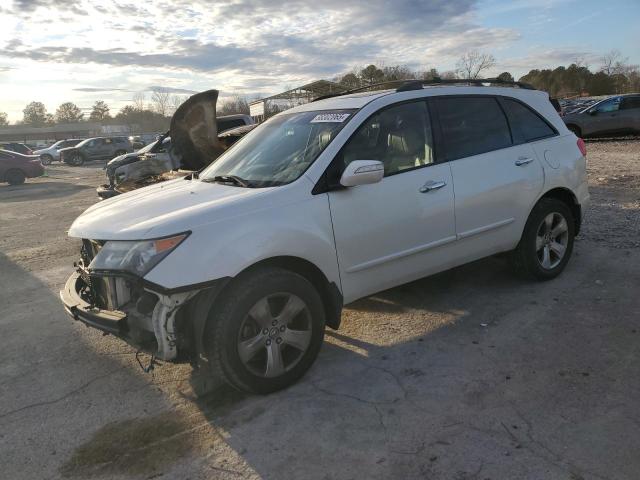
[600,50,627,75]
[132,92,146,111]
[170,94,188,115]
[456,50,496,79]
[151,90,171,117]
[0,112,8,126]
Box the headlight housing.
[88,233,188,277]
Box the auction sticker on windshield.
[310,113,351,123]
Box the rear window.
[436,97,512,161]
[501,98,556,143]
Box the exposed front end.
[60,237,214,363]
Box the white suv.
[61,81,589,394]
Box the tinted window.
[502,98,556,143]
[621,96,640,110]
[341,101,434,177]
[593,97,620,113]
[436,97,511,160]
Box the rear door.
[619,96,640,133]
[433,95,545,256]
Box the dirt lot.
[1,142,639,480]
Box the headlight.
[88,233,188,276]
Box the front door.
[327,100,456,302]
[584,96,623,136]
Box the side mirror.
[339,160,384,187]
[589,109,598,116]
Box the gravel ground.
[0,142,639,480]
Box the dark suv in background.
[563,94,640,138]
[59,136,134,165]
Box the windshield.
[74,138,93,148]
[200,110,354,187]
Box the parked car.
[1,142,34,156]
[61,82,589,394]
[33,139,82,165]
[96,111,255,198]
[563,94,640,137]
[0,149,45,185]
[59,136,134,166]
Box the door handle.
[515,157,534,166]
[419,180,447,193]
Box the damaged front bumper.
[60,269,200,362]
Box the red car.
[0,149,45,185]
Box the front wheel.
[40,154,53,165]
[511,198,575,280]
[204,267,325,394]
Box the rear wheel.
[6,169,26,185]
[204,267,325,394]
[40,154,53,165]
[67,152,85,166]
[511,198,575,280]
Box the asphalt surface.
[1,143,639,480]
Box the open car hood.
[170,89,226,171]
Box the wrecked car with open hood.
[97,90,255,198]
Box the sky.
[0,0,638,123]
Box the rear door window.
[436,97,512,161]
[620,96,640,110]
[501,98,556,143]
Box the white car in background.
[33,138,82,164]
[61,80,589,394]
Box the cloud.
[147,86,197,94]
[73,87,129,92]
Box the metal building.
[249,80,346,122]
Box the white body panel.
[33,145,62,160]
[329,163,456,302]
[67,85,589,303]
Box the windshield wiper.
[204,175,251,187]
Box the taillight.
[577,138,587,157]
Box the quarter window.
[341,101,434,177]
[436,97,512,161]
[502,98,556,143]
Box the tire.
[204,267,326,394]
[511,198,575,281]
[40,154,53,165]
[114,150,126,157]
[567,124,582,138]
[6,169,26,185]
[67,152,85,166]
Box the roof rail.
[312,77,535,102]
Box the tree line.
[334,49,639,97]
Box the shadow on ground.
[0,181,91,202]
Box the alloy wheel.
[536,212,569,270]
[237,292,312,378]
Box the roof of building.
[249,80,347,105]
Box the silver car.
[563,94,640,138]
